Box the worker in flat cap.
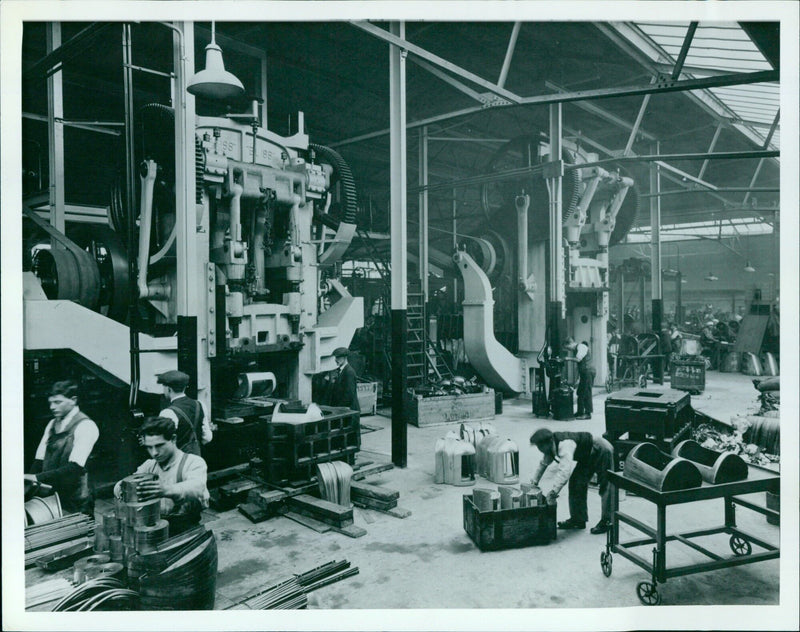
[529,427,614,534]
[156,370,212,457]
[326,347,361,413]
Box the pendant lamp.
[187,22,245,101]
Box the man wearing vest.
[529,428,614,534]
[565,337,595,420]
[327,347,361,412]
[25,380,99,515]
[156,370,213,457]
[115,417,210,536]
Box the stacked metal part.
[316,461,353,507]
[131,527,218,610]
[115,472,168,562]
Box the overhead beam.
[697,123,724,180]
[410,57,487,104]
[497,22,522,89]
[547,80,657,141]
[744,110,780,205]
[670,22,699,80]
[640,187,779,198]
[351,21,521,104]
[516,69,777,107]
[25,22,114,81]
[597,23,776,154]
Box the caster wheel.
[638,375,647,388]
[636,581,661,606]
[730,535,752,556]
[600,551,612,577]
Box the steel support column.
[46,23,66,238]
[418,126,429,300]
[650,145,663,381]
[547,103,565,352]
[389,22,408,468]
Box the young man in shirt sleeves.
[26,380,99,515]
[115,416,210,535]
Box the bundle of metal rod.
[316,462,353,507]
[120,473,158,503]
[303,567,360,593]
[133,520,169,553]
[25,537,93,568]
[235,560,357,610]
[25,514,95,553]
[25,578,74,610]
[295,559,352,586]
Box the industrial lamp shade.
[187,41,245,101]
[704,272,719,282]
[744,261,756,273]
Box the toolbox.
[463,495,556,551]
[604,388,695,471]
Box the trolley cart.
[600,465,780,605]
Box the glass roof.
[631,21,779,151]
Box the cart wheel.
[730,535,752,556]
[600,551,613,577]
[636,581,661,606]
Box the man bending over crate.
[529,428,614,534]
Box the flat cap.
[156,369,190,389]
[332,347,350,358]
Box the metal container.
[671,440,748,484]
[623,442,702,492]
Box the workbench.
[601,464,780,605]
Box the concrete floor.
[205,370,779,609]
[26,371,780,611]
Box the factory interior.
[4,5,799,630]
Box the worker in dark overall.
[565,337,595,420]
[327,347,360,412]
[529,428,614,534]
[157,370,212,456]
[26,380,99,515]
[115,417,209,536]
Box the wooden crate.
[407,388,495,427]
[462,495,556,551]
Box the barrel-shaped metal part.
[124,498,161,527]
[121,473,158,503]
[671,440,749,484]
[108,535,125,562]
[102,510,121,536]
[134,520,170,554]
[624,442,703,491]
[85,561,125,581]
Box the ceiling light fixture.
[187,22,245,101]
[704,272,718,282]
[744,261,756,273]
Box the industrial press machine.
[22,23,362,476]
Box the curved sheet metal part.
[454,250,524,394]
